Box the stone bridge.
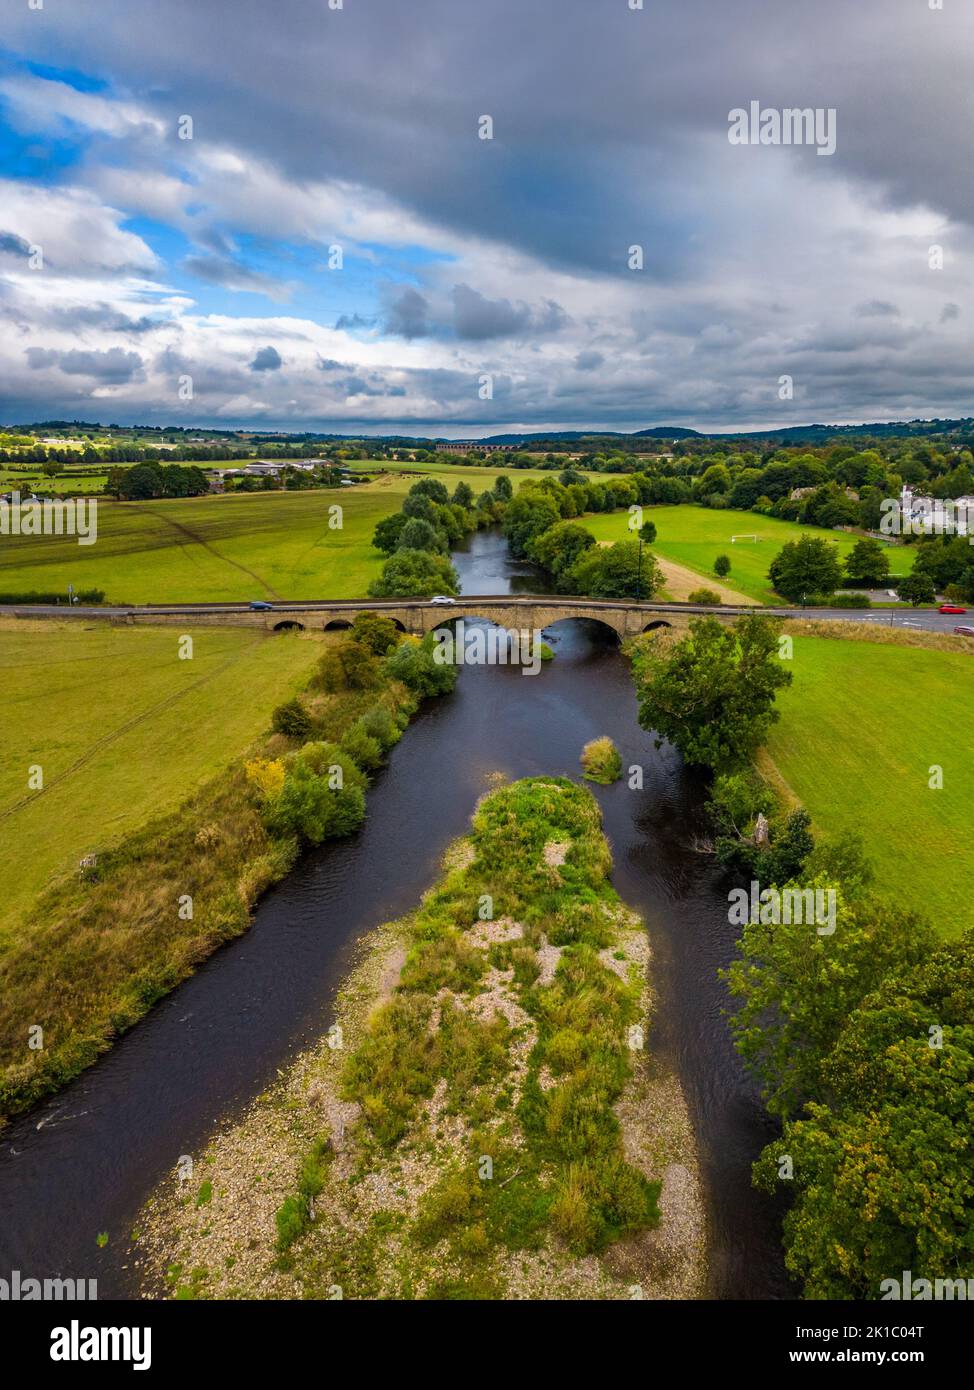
[36,594,764,638]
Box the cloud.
[383,288,431,339]
[450,284,568,340]
[3,3,974,430]
[182,256,293,301]
[250,345,282,371]
[25,346,144,381]
[854,300,900,318]
[574,350,604,371]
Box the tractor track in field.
[139,507,284,600]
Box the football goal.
[730,534,759,543]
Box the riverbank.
[136,777,707,1300]
[0,622,422,1124]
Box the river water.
[0,528,790,1299]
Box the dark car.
[953,625,974,638]
[939,604,967,614]
[249,600,274,611]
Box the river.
[0,527,790,1299]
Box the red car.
[938,603,967,614]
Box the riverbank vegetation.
[580,737,622,784]
[139,778,707,1300]
[0,616,452,1124]
[628,616,974,1298]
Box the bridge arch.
[273,619,305,631]
[542,614,622,644]
[323,617,353,631]
[642,619,672,632]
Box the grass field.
[765,631,974,938]
[0,464,566,603]
[0,619,324,931]
[581,505,915,604]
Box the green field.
[0,619,323,930]
[765,632,974,937]
[581,505,915,604]
[0,464,566,603]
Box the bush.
[263,744,367,845]
[359,705,402,752]
[830,592,871,608]
[314,640,381,692]
[687,588,721,605]
[384,633,459,697]
[714,554,731,577]
[350,611,401,655]
[339,721,383,771]
[271,698,313,739]
[580,736,622,785]
[368,550,459,598]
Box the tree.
[408,478,450,504]
[350,611,401,655]
[752,936,974,1298]
[263,743,367,845]
[502,490,561,558]
[120,464,164,499]
[371,511,408,554]
[451,481,475,509]
[631,615,792,773]
[41,459,65,478]
[385,633,459,697]
[368,549,459,598]
[896,572,936,606]
[492,474,513,502]
[768,536,843,602]
[713,553,731,578]
[639,519,657,544]
[844,537,889,587]
[724,886,934,1119]
[315,639,382,692]
[271,698,313,739]
[568,539,662,599]
[397,517,443,552]
[529,520,595,587]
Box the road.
[6,595,969,634]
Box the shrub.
[314,640,381,692]
[263,744,367,845]
[340,721,383,771]
[384,633,459,697]
[359,705,402,752]
[580,736,622,785]
[687,587,721,605]
[350,611,401,655]
[830,592,871,608]
[271,698,313,739]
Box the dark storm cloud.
[250,345,282,371]
[25,346,144,381]
[383,288,431,339]
[450,285,568,340]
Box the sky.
[0,0,971,437]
